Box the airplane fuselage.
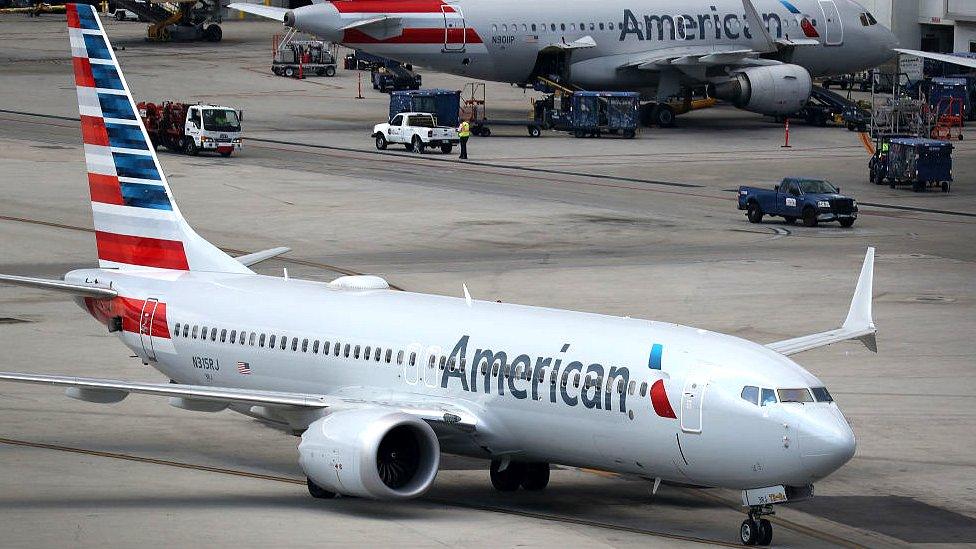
[68,267,852,490]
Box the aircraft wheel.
[307,478,337,499]
[756,518,773,546]
[739,518,759,546]
[520,463,550,491]
[489,460,525,492]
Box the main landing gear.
[739,505,774,546]
[489,459,550,491]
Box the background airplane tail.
[66,4,249,273]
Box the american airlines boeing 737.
[0,5,877,545]
[230,0,898,125]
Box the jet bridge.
[110,0,222,42]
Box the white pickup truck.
[372,112,459,154]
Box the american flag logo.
[237,361,251,375]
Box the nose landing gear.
[739,505,774,546]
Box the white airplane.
[229,0,898,125]
[0,5,877,546]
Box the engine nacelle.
[710,64,812,116]
[298,408,440,499]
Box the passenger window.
[777,388,814,403]
[335,342,341,357]
[741,385,760,405]
[617,379,625,394]
[312,340,319,354]
[439,356,446,370]
[210,328,217,341]
[269,335,276,348]
[639,381,648,397]
[191,325,198,339]
[375,349,381,362]
[183,325,189,338]
[219,329,226,342]
[323,341,330,355]
[259,334,266,347]
[281,337,288,350]
[599,22,604,30]
[761,388,777,406]
[531,23,536,31]
[301,339,308,352]
[811,387,833,402]
[365,347,372,360]
[628,380,636,395]
[386,349,392,363]
[352,345,359,358]
[239,331,246,344]
[397,350,403,365]
[573,372,580,387]
[409,352,416,366]
[230,330,236,343]
[492,363,500,377]
[428,355,436,369]
[175,323,181,335]
[249,333,256,346]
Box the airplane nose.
[799,407,856,479]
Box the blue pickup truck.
[738,178,858,228]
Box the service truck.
[138,101,242,157]
[738,177,858,228]
[372,112,458,154]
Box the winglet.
[843,247,877,352]
[235,246,291,267]
[742,0,777,53]
[765,248,878,356]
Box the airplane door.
[441,4,466,52]
[680,374,707,433]
[139,298,160,361]
[818,1,843,46]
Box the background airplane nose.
[799,408,856,479]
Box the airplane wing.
[895,49,976,70]
[0,274,116,299]
[341,15,404,41]
[226,2,289,21]
[235,247,291,267]
[767,248,877,356]
[0,372,479,429]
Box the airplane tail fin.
[66,4,249,274]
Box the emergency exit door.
[818,0,844,46]
[441,4,466,52]
[139,298,160,361]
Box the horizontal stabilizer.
[235,247,291,267]
[895,49,976,70]
[0,274,116,299]
[226,2,289,21]
[767,248,877,356]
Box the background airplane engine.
[298,409,440,499]
[709,64,812,116]
[284,4,342,42]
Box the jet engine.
[298,408,440,499]
[709,64,812,116]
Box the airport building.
[859,0,976,53]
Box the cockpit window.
[741,385,759,405]
[811,387,834,402]
[761,388,777,406]
[777,388,814,403]
[860,12,878,26]
[867,12,877,25]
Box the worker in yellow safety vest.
[457,118,471,159]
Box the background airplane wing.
[226,2,289,21]
[767,248,877,356]
[0,372,479,429]
[895,49,976,70]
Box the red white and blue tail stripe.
[67,4,249,273]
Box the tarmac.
[1,14,975,549]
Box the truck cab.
[185,105,242,157]
[738,178,858,228]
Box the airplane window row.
[492,21,619,34]
[173,322,420,367]
[741,385,833,406]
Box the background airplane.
[230,0,898,125]
[0,5,877,546]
